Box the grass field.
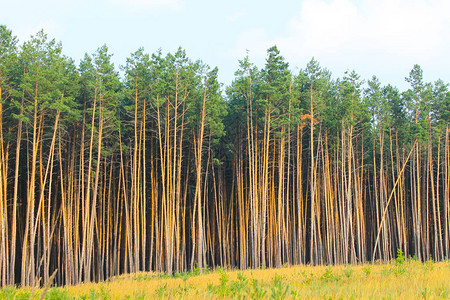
[2,258,450,299]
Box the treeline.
[0,26,449,287]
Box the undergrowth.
[1,255,449,299]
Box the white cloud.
[229,0,450,87]
[109,0,184,11]
[282,0,449,59]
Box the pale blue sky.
[1,0,449,91]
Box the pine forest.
[0,25,449,287]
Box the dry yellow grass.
[3,260,450,299]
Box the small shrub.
[46,287,71,299]
[270,275,289,300]
[321,267,339,282]
[82,287,110,300]
[424,257,434,271]
[362,265,372,277]
[134,274,152,281]
[344,267,353,279]
[436,285,449,298]
[174,283,193,297]
[0,286,18,299]
[99,285,111,300]
[157,273,172,280]
[14,288,33,300]
[421,287,428,299]
[155,283,168,298]
[205,283,217,297]
[381,267,392,277]
[87,288,98,300]
[181,271,190,282]
[126,290,147,300]
[217,267,230,297]
[392,264,407,276]
[193,262,200,276]
[204,264,211,274]
[229,272,249,297]
[249,279,267,299]
[409,254,419,261]
[395,249,405,265]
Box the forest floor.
[2,258,450,299]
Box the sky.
[1,0,449,91]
